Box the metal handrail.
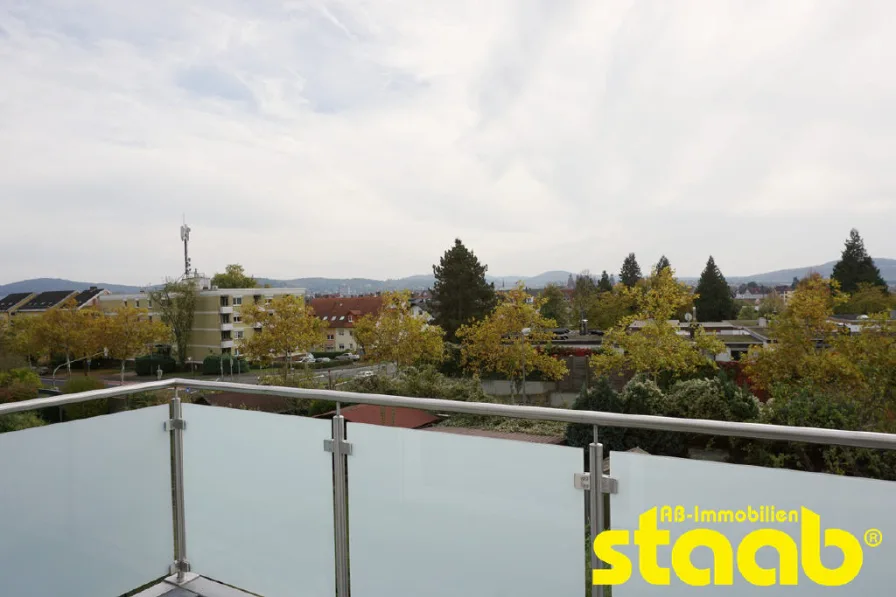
[3,377,896,451]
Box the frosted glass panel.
[608,451,896,595]
[0,406,174,597]
[348,423,585,597]
[182,404,335,597]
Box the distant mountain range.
[2,260,893,296]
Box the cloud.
[1,0,895,286]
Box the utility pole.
[180,216,192,279]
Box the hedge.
[202,355,250,375]
[311,351,348,359]
[135,355,178,376]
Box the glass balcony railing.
[0,378,894,597]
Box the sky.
[1,0,895,286]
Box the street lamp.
[520,327,531,405]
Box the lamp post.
[520,327,531,405]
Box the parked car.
[317,357,331,363]
[298,354,315,363]
[336,353,361,361]
[357,370,375,378]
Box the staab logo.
[593,506,881,587]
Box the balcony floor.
[133,574,257,597]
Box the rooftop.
[17,289,76,310]
[309,296,383,327]
[0,292,33,312]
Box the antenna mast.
[179,215,192,279]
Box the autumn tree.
[4,316,45,367]
[457,283,568,403]
[538,284,570,327]
[212,264,259,289]
[34,299,105,376]
[571,272,598,325]
[619,253,642,288]
[590,267,724,381]
[431,239,497,341]
[354,290,444,369]
[148,278,198,367]
[101,305,171,382]
[757,290,786,317]
[746,274,895,412]
[239,294,327,381]
[832,229,886,294]
[694,256,736,321]
[836,283,893,315]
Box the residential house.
[309,296,384,352]
[100,286,305,360]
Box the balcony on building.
[220,323,233,332]
[0,379,893,597]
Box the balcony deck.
[1,378,894,597]
[135,574,256,597]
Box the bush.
[61,377,108,421]
[0,412,47,433]
[742,389,896,480]
[565,376,686,457]
[0,368,42,403]
[311,351,348,359]
[201,355,249,375]
[136,355,177,376]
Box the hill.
[2,260,892,297]
[727,258,896,285]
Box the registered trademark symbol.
[864,529,883,547]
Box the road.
[40,363,397,390]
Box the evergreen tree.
[597,270,613,293]
[619,253,642,287]
[791,276,799,291]
[431,239,497,341]
[539,284,570,326]
[655,255,671,273]
[694,256,736,321]
[832,229,887,294]
[566,273,575,289]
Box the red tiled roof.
[318,404,441,429]
[310,296,383,328]
[422,427,566,445]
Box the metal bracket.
[164,418,187,432]
[324,439,353,455]
[168,559,192,575]
[574,473,618,494]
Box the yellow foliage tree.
[353,290,444,368]
[457,283,568,403]
[5,316,46,366]
[745,274,895,411]
[238,294,327,381]
[101,305,171,382]
[34,299,107,377]
[590,267,724,380]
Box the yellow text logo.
[593,507,870,586]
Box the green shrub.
[60,377,108,421]
[0,368,42,404]
[311,351,348,359]
[0,412,47,433]
[136,355,177,376]
[202,355,249,375]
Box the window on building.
[149,316,153,323]
[348,315,353,323]
[135,300,140,308]
[338,329,344,336]
[327,334,335,340]
[233,296,242,306]
[339,316,345,321]
[148,300,152,308]
[235,331,244,339]
[233,315,241,323]
[339,344,345,350]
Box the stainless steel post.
[589,426,603,597]
[332,412,350,596]
[170,391,189,583]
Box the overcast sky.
[1,0,895,285]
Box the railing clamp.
[324,438,353,455]
[574,473,618,494]
[169,559,192,575]
[164,418,187,432]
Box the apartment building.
[99,287,305,361]
[309,296,384,352]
